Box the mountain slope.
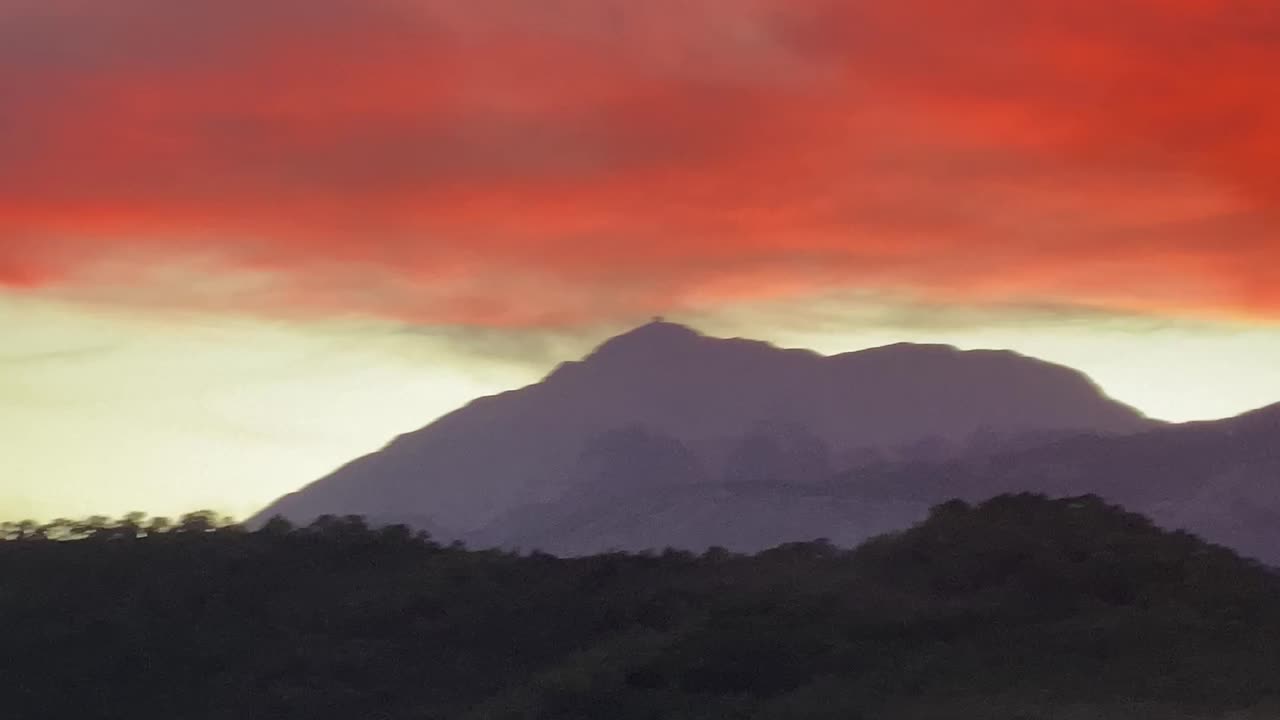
[253,321,1156,534]
[892,402,1280,561]
[495,403,1280,560]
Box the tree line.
[2,494,1278,719]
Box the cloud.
[2,0,1278,325]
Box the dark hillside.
[3,496,1279,719]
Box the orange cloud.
[2,0,1278,325]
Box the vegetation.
[2,494,1278,719]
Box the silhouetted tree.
[1,498,1278,718]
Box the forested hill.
[4,496,1280,719]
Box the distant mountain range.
[252,321,1279,562]
[473,403,1280,563]
[894,403,1280,562]
[257,317,1269,543]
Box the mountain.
[489,402,1280,562]
[869,402,1280,562]
[252,321,1157,540]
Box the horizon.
[5,314,1276,523]
[5,0,1280,522]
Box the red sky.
[3,0,1278,325]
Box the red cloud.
[2,0,1278,325]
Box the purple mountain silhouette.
[457,403,1280,560]
[884,402,1280,562]
[251,321,1157,538]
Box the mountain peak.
[585,319,707,360]
[607,318,703,344]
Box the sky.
[3,0,1279,521]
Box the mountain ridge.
[252,321,1158,535]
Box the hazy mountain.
[252,321,1156,537]
[488,403,1280,561]
[873,402,1280,562]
